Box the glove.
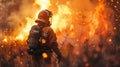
[57,55,64,63]
[57,56,61,63]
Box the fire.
[15,0,51,41]
[15,17,35,41]
[51,5,72,32]
[35,0,51,19]
[0,0,117,67]
[15,0,72,41]
[3,38,7,42]
[35,0,51,10]
[88,0,108,37]
[15,34,24,41]
[9,0,111,44]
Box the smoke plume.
[0,0,38,40]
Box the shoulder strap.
[38,25,47,37]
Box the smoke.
[0,0,38,40]
[0,30,2,40]
[0,0,117,67]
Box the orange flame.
[15,0,51,41]
[88,0,108,37]
[15,17,35,41]
[12,0,111,44]
[3,38,7,42]
[51,5,72,32]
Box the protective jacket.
[27,23,62,60]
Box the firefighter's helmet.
[35,9,52,25]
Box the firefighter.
[27,9,62,67]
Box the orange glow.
[35,0,51,19]
[42,52,48,58]
[108,38,112,42]
[88,0,108,37]
[15,0,50,41]
[15,17,35,41]
[51,5,72,32]
[15,34,24,41]
[114,27,116,30]
[0,1,117,66]
[3,38,7,42]
[41,39,46,44]
[3,0,112,44]
[35,0,51,10]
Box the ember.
[0,0,120,67]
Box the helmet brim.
[35,19,46,23]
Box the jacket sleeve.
[48,28,62,57]
[27,26,34,44]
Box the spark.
[114,27,116,30]
[108,38,112,43]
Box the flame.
[51,5,72,32]
[8,0,111,44]
[15,0,72,41]
[88,0,108,37]
[35,0,51,10]
[15,34,24,41]
[3,38,7,42]
[0,1,117,66]
[15,0,51,41]
[35,0,51,19]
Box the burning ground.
[0,0,120,67]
